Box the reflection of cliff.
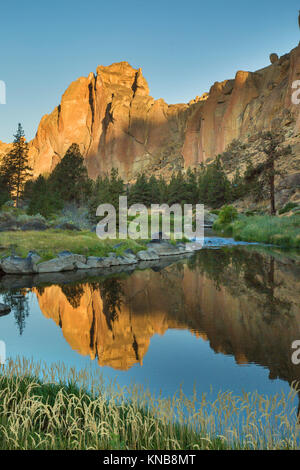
[34,271,191,370]
[34,249,300,384]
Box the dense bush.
[216,205,238,225]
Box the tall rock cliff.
[29,61,188,180]
[3,43,300,181]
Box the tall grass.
[0,357,299,450]
[213,214,300,248]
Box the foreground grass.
[0,230,147,262]
[213,214,300,248]
[0,358,299,450]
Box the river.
[0,236,300,405]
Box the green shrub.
[279,202,299,215]
[216,205,238,225]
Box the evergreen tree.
[27,175,63,218]
[167,171,189,205]
[148,175,160,205]
[257,129,292,215]
[128,173,151,206]
[88,168,125,224]
[0,123,32,207]
[203,157,231,208]
[185,167,199,204]
[0,174,10,206]
[108,168,125,209]
[231,168,245,201]
[157,175,168,204]
[49,143,90,205]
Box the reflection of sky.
[0,292,291,401]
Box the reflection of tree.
[61,284,84,309]
[188,249,233,290]
[243,254,291,322]
[2,289,30,335]
[94,278,124,331]
[191,248,292,320]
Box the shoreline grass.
[0,230,148,262]
[213,214,300,248]
[0,358,299,450]
[0,229,189,263]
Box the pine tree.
[49,143,90,205]
[157,175,168,204]
[231,168,245,201]
[88,168,125,224]
[167,171,189,205]
[27,175,63,218]
[0,123,32,207]
[0,174,10,206]
[185,167,199,204]
[257,129,292,215]
[204,157,231,208]
[128,173,151,206]
[148,175,160,205]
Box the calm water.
[1,243,300,402]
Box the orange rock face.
[182,44,300,167]
[3,44,300,180]
[28,62,188,180]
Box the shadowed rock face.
[33,249,300,386]
[3,43,298,181]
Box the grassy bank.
[0,358,299,450]
[213,214,300,248]
[0,230,147,262]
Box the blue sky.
[0,0,299,142]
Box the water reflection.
[1,247,300,389]
[1,289,30,335]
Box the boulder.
[136,249,159,261]
[37,251,88,273]
[146,241,184,256]
[37,257,76,273]
[116,255,137,265]
[0,303,11,316]
[86,256,107,268]
[58,251,87,265]
[0,251,41,274]
[269,53,279,64]
[203,210,218,226]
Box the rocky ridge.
[1,43,299,183]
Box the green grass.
[0,225,190,262]
[0,357,299,450]
[213,214,300,248]
[0,230,148,262]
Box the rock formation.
[1,43,300,182]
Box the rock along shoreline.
[0,240,200,275]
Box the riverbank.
[0,358,299,450]
[213,214,300,248]
[0,230,196,275]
